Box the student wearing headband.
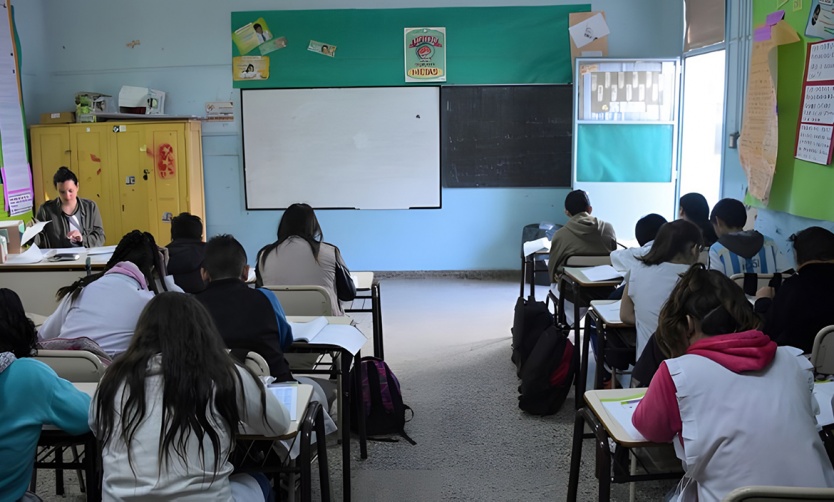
[632,264,834,500]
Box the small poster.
[307,40,337,57]
[806,0,834,40]
[796,39,834,164]
[404,27,446,83]
[232,17,274,55]
[233,56,269,81]
[796,123,834,164]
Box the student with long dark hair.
[39,230,179,356]
[0,288,90,501]
[679,192,717,247]
[621,220,703,360]
[91,292,290,500]
[633,265,834,499]
[256,203,354,314]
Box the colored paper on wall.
[805,0,834,39]
[232,17,273,55]
[404,27,446,82]
[568,12,610,48]
[796,123,834,163]
[259,36,287,55]
[568,12,609,77]
[307,40,337,57]
[233,56,269,81]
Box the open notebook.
[288,316,367,355]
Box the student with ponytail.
[632,265,834,500]
[91,293,289,500]
[38,230,181,356]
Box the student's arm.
[84,201,106,248]
[603,222,617,251]
[257,288,294,350]
[42,369,92,435]
[620,282,636,325]
[236,365,290,436]
[632,361,681,443]
[37,293,73,341]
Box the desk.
[287,315,368,501]
[0,254,108,315]
[520,249,549,300]
[557,267,622,409]
[567,389,682,501]
[586,300,636,392]
[345,271,385,359]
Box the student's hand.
[755,286,775,299]
[67,230,82,243]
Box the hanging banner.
[404,27,446,83]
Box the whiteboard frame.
[241,87,442,210]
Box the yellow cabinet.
[29,121,205,246]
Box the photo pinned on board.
[308,40,337,57]
[233,56,270,81]
[232,17,274,55]
[259,36,288,55]
[806,0,834,39]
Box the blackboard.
[441,85,573,188]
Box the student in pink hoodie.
[633,264,834,501]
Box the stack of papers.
[288,316,368,355]
[582,265,624,282]
[600,392,647,441]
[592,300,623,324]
[523,237,551,257]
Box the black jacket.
[196,278,293,382]
[166,238,206,293]
[756,263,834,353]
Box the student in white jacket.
[38,230,181,357]
[90,292,290,501]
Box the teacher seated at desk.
[34,166,105,248]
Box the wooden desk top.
[0,251,110,271]
[562,266,623,288]
[589,300,633,328]
[584,388,652,448]
[71,382,314,439]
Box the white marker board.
[241,87,441,209]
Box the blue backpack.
[350,357,416,445]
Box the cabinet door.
[144,123,188,244]
[29,126,71,208]
[69,124,118,245]
[111,124,151,242]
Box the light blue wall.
[13,0,681,270]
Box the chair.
[34,350,106,383]
[723,485,834,501]
[264,285,334,316]
[548,255,613,327]
[811,325,834,375]
[243,350,271,377]
[729,272,792,297]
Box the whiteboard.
[241,87,441,209]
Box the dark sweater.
[756,263,834,353]
[196,278,292,381]
[166,238,206,293]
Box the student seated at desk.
[621,220,702,359]
[0,288,91,502]
[610,213,667,274]
[91,292,290,501]
[197,234,293,382]
[256,203,355,315]
[679,192,717,247]
[165,212,207,293]
[756,226,834,353]
[633,265,834,501]
[38,230,180,357]
[547,189,617,282]
[34,166,105,248]
[708,198,790,276]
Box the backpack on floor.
[350,357,416,445]
[511,295,554,376]
[518,325,575,416]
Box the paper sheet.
[568,12,610,49]
[289,316,329,343]
[86,245,117,255]
[307,324,368,355]
[600,393,647,442]
[4,244,43,264]
[592,300,623,324]
[581,264,623,282]
[523,237,551,257]
[20,221,50,245]
[268,384,298,421]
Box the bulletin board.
[748,2,834,221]
[230,5,589,89]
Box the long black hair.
[257,203,323,270]
[639,219,703,266]
[0,288,37,358]
[56,230,168,301]
[93,292,270,477]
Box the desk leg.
[520,256,527,298]
[372,283,384,360]
[86,435,102,502]
[571,282,581,399]
[576,313,592,409]
[300,403,316,502]
[340,350,352,502]
[567,408,587,502]
[315,405,332,502]
[596,325,608,390]
[355,351,368,460]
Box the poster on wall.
[404,27,446,83]
[795,39,834,164]
[805,0,834,39]
[233,56,269,81]
[232,17,275,55]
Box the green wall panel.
[231,5,589,88]
[576,124,674,183]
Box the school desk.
[345,271,385,359]
[579,300,636,404]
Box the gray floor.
[36,277,677,501]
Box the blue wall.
[13,0,681,270]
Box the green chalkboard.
[231,5,589,88]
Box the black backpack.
[518,325,575,416]
[511,295,554,376]
[350,357,416,445]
